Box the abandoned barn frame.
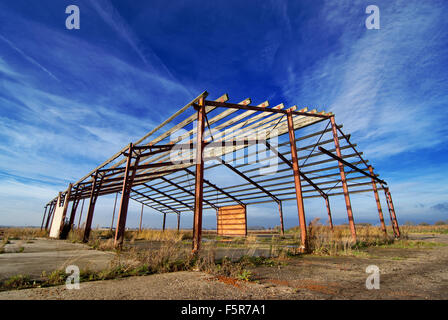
[42,91,400,252]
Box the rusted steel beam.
[159,176,218,210]
[153,181,376,210]
[48,193,61,231]
[324,196,334,230]
[265,141,327,198]
[132,189,180,213]
[384,187,400,237]
[144,183,193,210]
[57,185,72,238]
[192,97,206,253]
[110,193,118,231]
[162,212,166,232]
[336,126,369,168]
[287,109,308,252]
[369,166,387,236]
[330,116,357,242]
[41,206,48,230]
[218,158,280,203]
[66,185,81,235]
[83,173,103,242]
[278,201,285,235]
[98,168,184,184]
[318,146,386,185]
[184,168,244,207]
[44,201,55,231]
[203,100,331,119]
[114,144,140,246]
[68,92,208,191]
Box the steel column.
[278,201,285,235]
[83,173,102,242]
[287,109,308,252]
[77,198,85,229]
[330,116,357,242]
[368,166,387,236]
[110,192,118,231]
[384,187,400,237]
[139,203,144,232]
[324,196,334,230]
[58,185,73,237]
[45,201,55,231]
[41,206,48,230]
[162,212,167,231]
[66,186,80,236]
[114,143,140,246]
[192,97,206,253]
[177,213,180,231]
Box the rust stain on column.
[278,201,285,235]
[330,116,357,242]
[369,166,387,236]
[287,109,308,252]
[83,175,98,242]
[325,196,334,231]
[114,143,140,247]
[192,97,205,253]
[385,187,400,237]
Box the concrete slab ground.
[0,239,115,280]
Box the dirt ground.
[0,234,447,300]
[0,239,114,280]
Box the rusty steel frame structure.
[44,91,401,252]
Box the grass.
[0,228,48,240]
[400,225,448,235]
[1,222,445,292]
[379,240,446,249]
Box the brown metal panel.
[330,116,357,242]
[287,110,308,252]
[217,205,247,237]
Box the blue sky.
[0,0,447,229]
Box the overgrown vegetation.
[1,222,446,291]
[0,228,48,240]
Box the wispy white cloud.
[282,0,448,159]
[0,34,59,81]
[89,0,192,97]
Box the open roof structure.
[42,91,400,252]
